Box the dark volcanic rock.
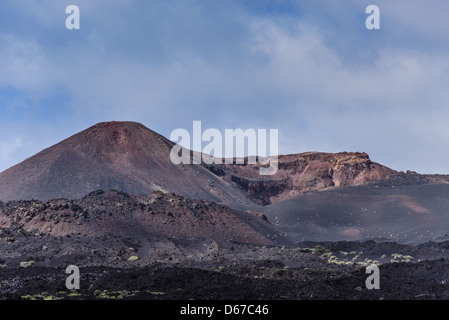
[1,232,449,300]
[230,176,291,205]
[0,190,289,246]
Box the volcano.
[2,122,449,301]
[0,121,254,206]
[5,120,447,245]
[0,121,399,206]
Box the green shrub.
[20,261,35,268]
[314,245,329,254]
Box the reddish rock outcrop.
[215,151,398,205]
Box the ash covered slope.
[0,122,253,206]
[261,174,449,244]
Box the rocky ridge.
[0,190,288,246]
[214,151,399,205]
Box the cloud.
[0,1,448,174]
[245,18,449,173]
[0,35,47,91]
[0,135,23,167]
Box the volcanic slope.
[0,121,254,206]
[0,121,401,208]
[261,173,449,244]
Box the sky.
[0,0,449,174]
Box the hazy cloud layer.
[0,0,448,173]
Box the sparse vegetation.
[274,269,283,275]
[390,253,414,263]
[21,293,64,300]
[314,245,329,254]
[19,260,35,268]
[94,289,139,299]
